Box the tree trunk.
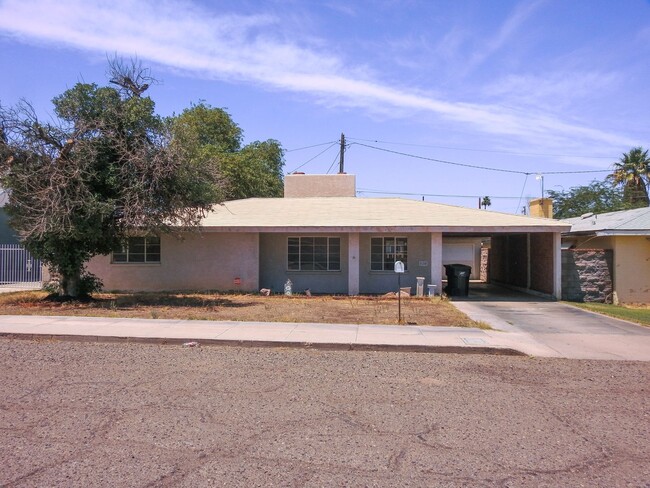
[624,181,649,206]
[60,267,82,297]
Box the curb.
[0,332,526,356]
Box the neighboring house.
[562,207,650,304]
[1,190,44,287]
[86,174,570,297]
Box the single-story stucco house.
[562,206,650,304]
[86,174,570,297]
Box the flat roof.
[199,197,570,233]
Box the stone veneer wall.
[562,249,613,303]
[480,247,489,282]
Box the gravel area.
[1,339,649,487]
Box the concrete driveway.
[451,284,650,360]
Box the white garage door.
[442,243,476,279]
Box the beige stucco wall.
[571,235,650,303]
[359,233,432,294]
[86,232,259,292]
[259,233,349,294]
[529,198,553,218]
[611,236,650,303]
[284,174,356,198]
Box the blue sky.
[1,0,648,213]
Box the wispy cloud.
[0,0,638,152]
[464,0,547,73]
[323,2,357,17]
[483,71,622,108]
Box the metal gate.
[0,244,42,288]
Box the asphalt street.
[1,339,648,487]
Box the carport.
[443,228,567,299]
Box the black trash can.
[444,264,472,297]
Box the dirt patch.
[0,291,481,327]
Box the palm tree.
[481,196,491,209]
[609,147,650,206]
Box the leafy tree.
[546,180,628,219]
[171,102,284,200]
[481,196,491,209]
[608,147,650,206]
[0,60,222,297]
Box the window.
[112,236,160,263]
[371,237,407,271]
[288,237,340,271]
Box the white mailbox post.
[394,261,405,324]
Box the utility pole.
[339,133,345,173]
[536,174,545,202]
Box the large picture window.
[112,236,161,264]
[371,237,407,271]
[288,237,340,271]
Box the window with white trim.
[112,236,160,263]
[288,237,341,271]
[371,236,407,271]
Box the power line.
[287,142,338,173]
[357,188,524,199]
[351,142,528,175]
[350,142,612,176]
[285,141,337,153]
[537,168,612,175]
[515,174,530,214]
[347,137,616,160]
[326,147,342,174]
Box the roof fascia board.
[596,230,650,236]
[200,225,570,233]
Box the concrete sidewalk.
[0,314,543,356]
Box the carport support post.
[430,233,443,295]
[527,233,531,290]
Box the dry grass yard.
[0,290,482,327]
